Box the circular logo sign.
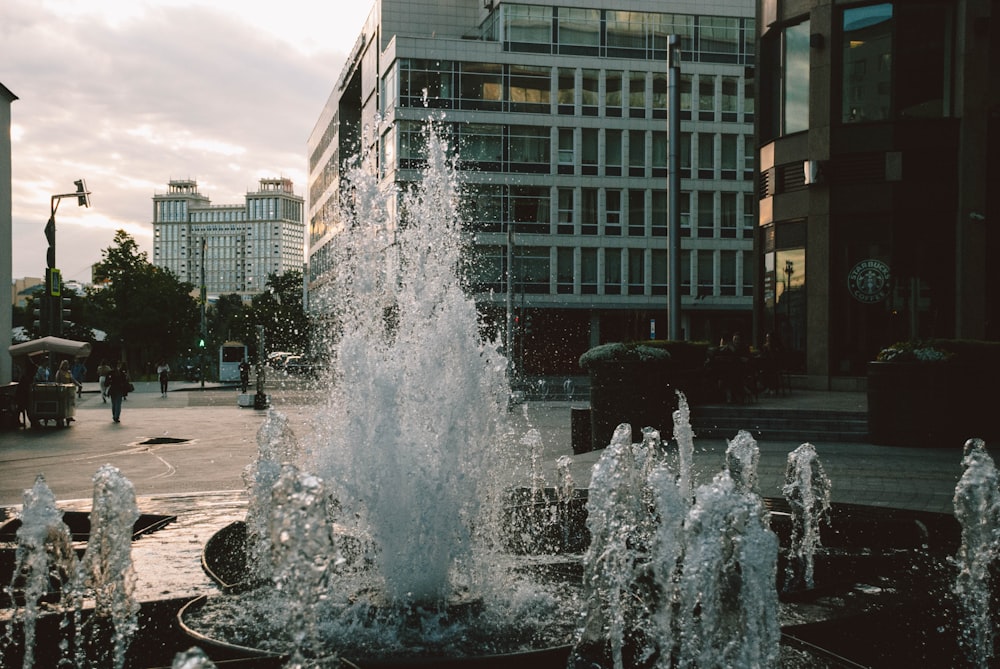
[848,259,891,303]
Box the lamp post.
[667,35,682,341]
[43,179,91,338]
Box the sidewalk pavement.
[0,382,970,516]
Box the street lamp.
[43,179,91,337]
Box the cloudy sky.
[2,0,372,283]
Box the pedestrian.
[106,361,129,423]
[97,359,112,403]
[15,362,32,428]
[72,359,87,397]
[157,359,171,397]
[239,358,251,393]
[34,357,50,382]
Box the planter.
[586,360,675,451]
[866,362,981,447]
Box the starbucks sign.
[848,259,891,303]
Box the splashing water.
[672,391,695,502]
[312,124,511,607]
[78,464,140,669]
[2,475,81,669]
[571,406,780,669]
[782,443,832,591]
[725,429,760,495]
[953,438,1000,667]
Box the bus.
[219,341,248,383]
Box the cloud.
[2,1,357,281]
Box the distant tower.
[152,178,305,301]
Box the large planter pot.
[867,362,967,447]
[587,360,675,451]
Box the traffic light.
[61,296,74,331]
[44,216,56,269]
[32,295,48,334]
[74,179,91,208]
[524,313,533,336]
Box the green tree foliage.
[88,230,199,370]
[207,293,254,355]
[249,270,311,356]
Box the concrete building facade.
[1,82,16,383]
[308,0,757,376]
[754,0,998,387]
[152,178,305,301]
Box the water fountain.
[179,126,993,668]
[2,124,996,668]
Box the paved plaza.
[0,378,972,515]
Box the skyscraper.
[309,0,756,376]
[152,177,305,301]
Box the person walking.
[72,359,87,398]
[97,359,112,403]
[157,359,171,397]
[239,358,251,394]
[106,361,129,423]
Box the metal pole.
[200,237,207,388]
[668,35,683,341]
[505,222,514,381]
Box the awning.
[8,336,93,360]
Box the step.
[689,406,869,443]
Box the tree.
[207,293,254,356]
[89,230,200,371]
[249,270,312,356]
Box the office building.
[755,0,998,387]
[309,0,757,375]
[152,178,305,301]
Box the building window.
[698,133,715,179]
[518,246,551,294]
[720,192,737,238]
[458,124,503,171]
[698,249,714,297]
[507,125,550,173]
[508,64,551,113]
[558,68,575,113]
[840,3,952,123]
[721,134,738,180]
[698,192,714,238]
[581,188,598,235]
[504,4,553,53]
[604,248,622,295]
[760,19,810,139]
[581,69,599,115]
[629,130,645,177]
[558,188,574,234]
[557,247,574,294]
[557,7,600,56]
[605,190,622,236]
[629,72,646,117]
[558,128,574,173]
[581,128,598,175]
[606,129,623,176]
[720,250,737,296]
[651,191,667,238]
[458,62,503,111]
[628,248,645,295]
[698,75,715,120]
[652,71,667,119]
[605,70,623,116]
[581,248,598,294]
[399,59,453,109]
[721,76,738,122]
[651,249,667,295]
[628,189,646,236]
[509,186,550,234]
[652,131,667,177]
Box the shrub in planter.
[867,339,1000,447]
[579,343,674,452]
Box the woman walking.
[106,361,129,423]
[156,359,171,397]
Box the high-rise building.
[754,0,998,386]
[308,0,757,376]
[152,178,305,301]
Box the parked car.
[283,356,319,377]
[267,352,295,369]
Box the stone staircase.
[689,404,870,443]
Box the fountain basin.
[182,493,969,668]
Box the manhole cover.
[139,437,190,445]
